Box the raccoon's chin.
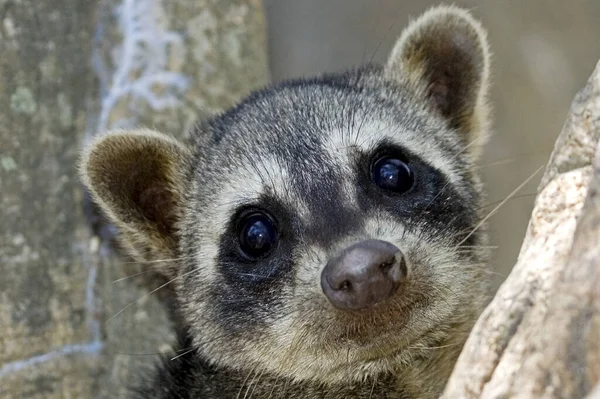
[305,295,445,366]
[328,329,414,363]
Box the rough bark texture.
[443,61,600,398]
[0,0,268,397]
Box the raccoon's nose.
[321,239,406,311]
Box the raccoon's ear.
[80,129,191,260]
[385,5,491,144]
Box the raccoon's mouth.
[322,295,426,346]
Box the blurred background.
[264,0,600,288]
[1,0,599,397]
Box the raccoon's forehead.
[193,79,468,212]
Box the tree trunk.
[443,60,600,399]
[0,0,268,397]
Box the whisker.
[436,264,506,277]
[477,193,537,210]
[106,267,199,324]
[237,364,259,399]
[246,367,267,399]
[267,326,307,399]
[219,271,281,281]
[455,164,544,249]
[365,20,397,67]
[413,134,490,227]
[114,352,166,356]
[369,376,377,399]
[408,342,462,350]
[472,149,550,171]
[114,346,193,357]
[473,157,517,170]
[112,268,156,283]
[120,256,194,265]
[170,347,196,361]
[456,245,498,249]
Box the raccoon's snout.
[321,240,406,311]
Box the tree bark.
[443,60,600,399]
[0,0,268,397]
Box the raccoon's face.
[82,6,491,385]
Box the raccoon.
[80,5,492,398]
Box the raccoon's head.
[81,5,492,387]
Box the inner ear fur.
[80,129,191,259]
[385,5,491,147]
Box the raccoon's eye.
[372,156,414,193]
[238,212,277,259]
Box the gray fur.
[80,5,493,398]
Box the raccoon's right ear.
[385,5,491,150]
[80,129,191,262]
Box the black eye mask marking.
[355,142,479,247]
[211,196,297,331]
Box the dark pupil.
[239,214,276,258]
[374,157,413,193]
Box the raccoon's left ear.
[385,5,491,146]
